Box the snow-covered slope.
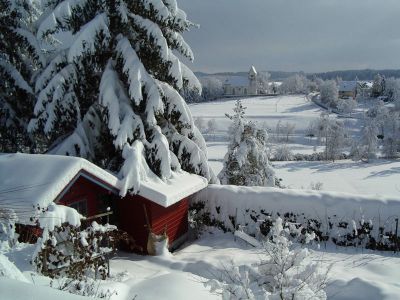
[0,277,91,300]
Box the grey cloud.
[179,0,400,73]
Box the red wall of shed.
[116,195,189,253]
[57,176,112,217]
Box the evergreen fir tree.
[29,0,216,193]
[219,99,276,187]
[0,0,43,152]
[371,74,384,98]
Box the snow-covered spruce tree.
[0,0,43,152]
[29,0,216,192]
[371,73,385,98]
[219,100,276,187]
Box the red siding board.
[57,176,112,218]
[117,195,189,254]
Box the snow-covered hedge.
[192,185,400,250]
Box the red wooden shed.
[0,153,207,253]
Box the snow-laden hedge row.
[192,185,400,250]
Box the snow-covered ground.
[3,232,400,300]
[208,158,400,198]
[190,95,327,133]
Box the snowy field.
[190,96,400,198]
[190,95,328,133]
[3,232,400,300]
[208,158,400,198]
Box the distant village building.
[223,66,258,96]
[357,81,373,98]
[338,81,357,99]
[338,80,372,99]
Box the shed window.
[69,199,88,216]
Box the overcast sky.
[179,0,400,73]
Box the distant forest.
[196,69,400,81]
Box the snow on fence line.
[192,185,400,250]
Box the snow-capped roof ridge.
[224,76,249,87]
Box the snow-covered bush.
[273,144,293,161]
[319,80,338,109]
[206,218,328,300]
[0,208,18,251]
[33,221,119,280]
[193,185,400,251]
[219,100,276,187]
[308,181,323,191]
[337,97,356,115]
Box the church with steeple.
[223,66,258,96]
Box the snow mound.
[0,277,90,300]
[0,254,29,283]
[39,204,82,231]
[132,273,218,300]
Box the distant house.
[338,81,357,99]
[223,66,258,96]
[0,153,207,253]
[338,80,373,99]
[357,81,373,98]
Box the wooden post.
[395,218,399,252]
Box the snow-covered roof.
[338,81,357,92]
[0,153,207,223]
[224,76,249,87]
[358,81,373,88]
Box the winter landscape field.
[2,0,400,299]
[190,95,400,197]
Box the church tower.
[248,66,258,95]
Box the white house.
[223,66,258,96]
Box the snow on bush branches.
[206,217,328,300]
[33,221,118,280]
